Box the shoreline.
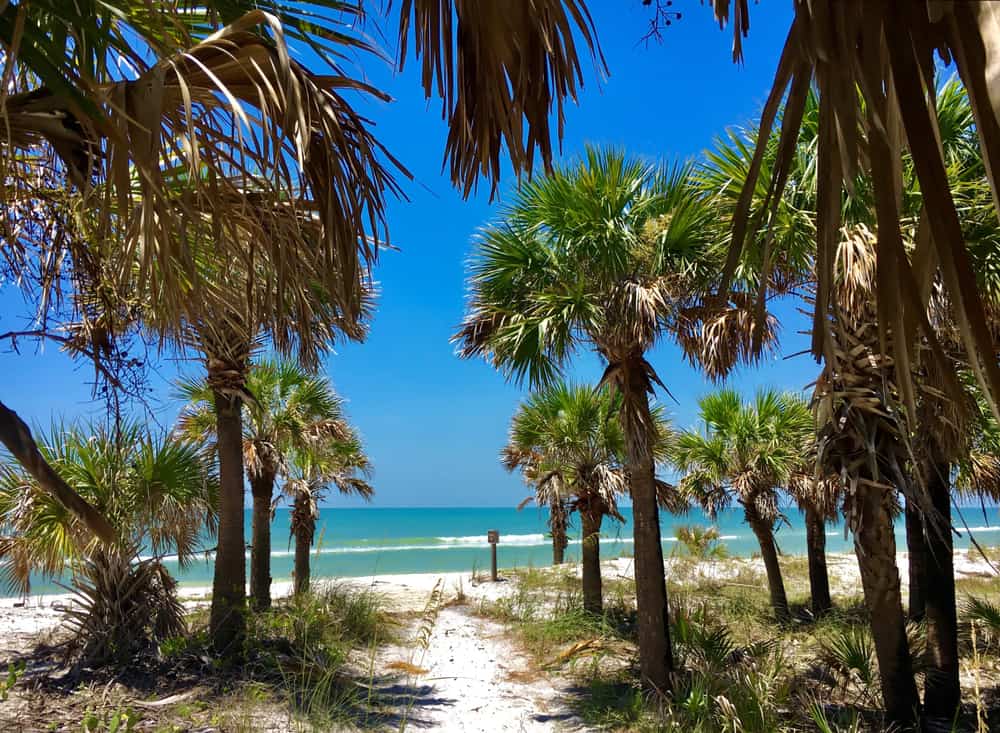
[3,548,996,639]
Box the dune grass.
[477,554,1000,732]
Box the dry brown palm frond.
[959,452,1000,503]
[788,470,841,522]
[398,0,605,197]
[453,308,505,361]
[675,294,779,382]
[811,228,935,528]
[704,1,1000,423]
[3,11,405,334]
[654,478,689,515]
[604,278,672,353]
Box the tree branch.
[0,400,115,544]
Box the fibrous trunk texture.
[746,505,789,620]
[551,501,568,565]
[581,509,603,614]
[904,500,927,622]
[249,468,276,611]
[853,485,919,727]
[804,504,832,617]
[293,489,315,596]
[210,387,247,654]
[620,358,673,691]
[923,460,960,722]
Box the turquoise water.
[10,505,1000,597]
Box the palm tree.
[284,431,374,596]
[811,229,923,725]
[693,1,1000,425]
[455,147,770,689]
[177,359,350,611]
[0,420,217,664]
[673,389,813,621]
[701,78,996,726]
[0,0,603,610]
[517,491,571,566]
[502,383,672,614]
[787,468,839,618]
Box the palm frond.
[398,0,605,196]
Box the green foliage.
[672,525,729,560]
[455,146,744,387]
[818,625,878,702]
[673,388,813,522]
[0,661,25,702]
[79,707,138,733]
[962,595,1000,650]
[809,702,862,733]
[0,419,217,594]
[660,603,792,732]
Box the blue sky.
[0,1,818,507]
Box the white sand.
[2,551,996,731]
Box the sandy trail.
[384,605,579,732]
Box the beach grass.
[473,553,1000,732]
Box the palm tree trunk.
[210,386,247,654]
[923,460,960,722]
[292,489,314,596]
[551,500,568,565]
[249,469,276,611]
[804,503,832,617]
[852,484,919,728]
[581,508,603,614]
[904,500,927,622]
[745,505,789,620]
[620,358,673,692]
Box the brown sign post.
[487,530,499,581]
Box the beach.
[4,549,996,731]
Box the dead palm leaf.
[700,1,1000,425]
[397,0,606,196]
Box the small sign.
[487,529,499,544]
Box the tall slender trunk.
[804,503,832,617]
[904,500,927,622]
[923,460,960,722]
[852,484,919,728]
[745,504,789,620]
[620,357,673,691]
[293,489,314,596]
[581,509,603,614]
[249,468,276,611]
[550,500,568,565]
[210,387,247,654]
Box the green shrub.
[672,525,730,560]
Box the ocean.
[9,505,1000,597]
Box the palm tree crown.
[177,359,349,482]
[673,389,813,523]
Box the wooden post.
[488,529,499,581]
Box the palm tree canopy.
[455,146,773,390]
[695,0,1000,422]
[284,426,374,544]
[673,388,813,523]
[0,420,218,593]
[502,381,674,517]
[176,358,350,482]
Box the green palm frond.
[0,420,216,593]
[674,388,813,523]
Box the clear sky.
[0,1,819,507]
